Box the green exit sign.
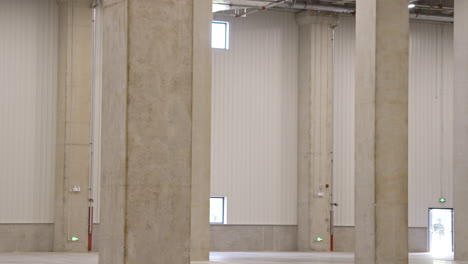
[315,237,324,242]
[439,198,446,203]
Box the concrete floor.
[200,252,468,264]
[0,253,98,264]
[0,252,466,264]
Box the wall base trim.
[0,224,429,253]
[211,225,297,252]
[334,226,429,252]
[0,224,54,252]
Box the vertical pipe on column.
[66,0,74,242]
[88,206,93,251]
[330,18,339,252]
[88,0,100,251]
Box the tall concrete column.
[99,0,211,263]
[54,0,93,252]
[454,0,468,261]
[355,1,409,264]
[297,11,335,252]
[190,0,212,261]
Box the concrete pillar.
[99,0,211,263]
[454,0,468,261]
[355,1,409,264]
[54,0,93,252]
[190,0,212,262]
[296,11,335,252]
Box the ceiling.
[213,0,454,21]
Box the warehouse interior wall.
[0,0,58,224]
[210,13,454,252]
[332,17,454,228]
[0,1,456,254]
[210,11,299,251]
[331,16,454,252]
[0,0,100,253]
[211,11,299,225]
[0,0,58,252]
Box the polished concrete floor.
[0,252,466,264]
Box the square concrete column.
[54,0,93,252]
[191,0,212,261]
[355,1,409,264]
[296,11,336,252]
[454,0,468,261]
[99,0,211,263]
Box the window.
[210,197,226,224]
[212,21,229,49]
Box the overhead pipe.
[216,2,453,23]
[410,13,453,23]
[412,4,454,12]
[281,3,454,20]
[286,3,453,22]
[237,0,287,18]
[289,3,453,23]
[283,3,355,13]
[217,2,355,14]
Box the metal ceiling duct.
[409,13,453,22]
[278,2,354,13]
[213,0,453,23]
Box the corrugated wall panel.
[332,16,355,227]
[408,22,453,227]
[211,11,298,225]
[0,0,58,223]
[332,18,454,227]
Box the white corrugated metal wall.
[332,17,454,227]
[0,0,58,223]
[408,22,453,227]
[0,3,452,228]
[332,16,356,227]
[211,11,298,225]
[212,13,454,227]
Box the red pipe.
[88,234,92,251]
[88,206,93,251]
[330,234,334,251]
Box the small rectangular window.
[210,197,226,224]
[212,21,229,49]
